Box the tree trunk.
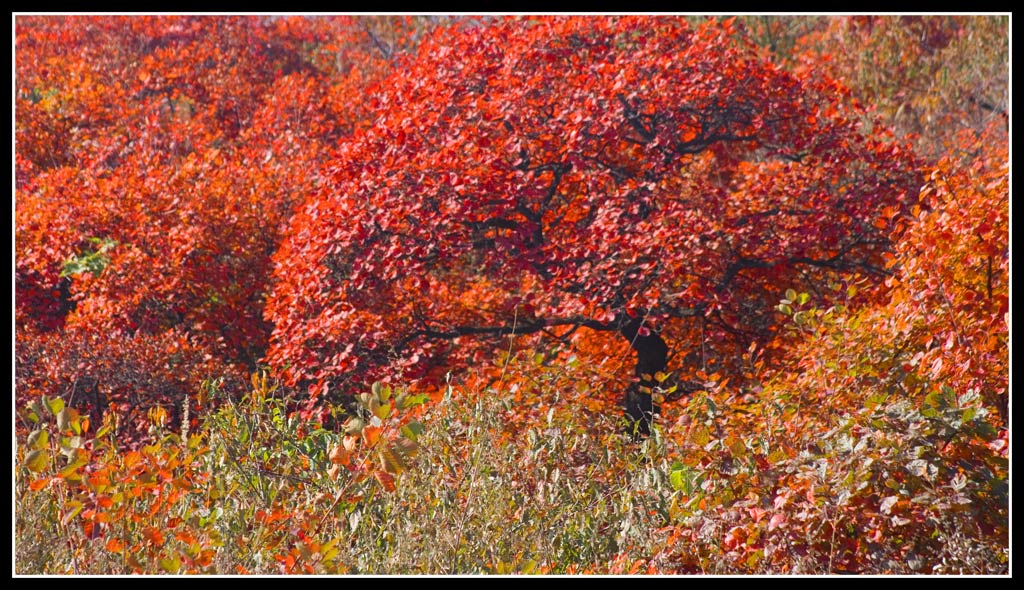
[620,318,669,437]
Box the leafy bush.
[16,342,1007,573]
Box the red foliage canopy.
[15,15,427,432]
[266,17,921,426]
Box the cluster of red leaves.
[887,128,1009,421]
[15,15,428,436]
[266,16,921,405]
[647,123,1008,574]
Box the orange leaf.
[174,531,196,545]
[28,478,51,491]
[329,444,350,466]
[362,425,383,447]
[373,470,397,492]
[142,526,166,547]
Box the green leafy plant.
[60,237,117,278]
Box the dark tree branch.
[718,257,774,293]
[967,95,1009,121]
[392,315,617,359]
[617,93,656,142]
[362,25,393,60]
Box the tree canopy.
[266,16,921,429]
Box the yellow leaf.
[378,444,405,475]
[25,449,48,472]
[159,556,181,574]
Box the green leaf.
[785,288,797,302]
[400,421,424,441]
[70,414,83,435]
[46,397,65,416]
[321,537,341,563]
[975,421,998,440]
[373,401,392,421]
[668,461,695,494]
[864,393,889,411]
[61,501,84,526]
[60,445,79,462]
[27,429,48,450]
[159,556,182,574]
[25,449,49,472]
[60,237,117,278]
[924,386,956,412]
[59,459,88,481]
[56,408,71,431]
[396,393,430,410]
[344,417,364,435]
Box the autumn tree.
[266,16,921,433]
[15,15,430,434]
